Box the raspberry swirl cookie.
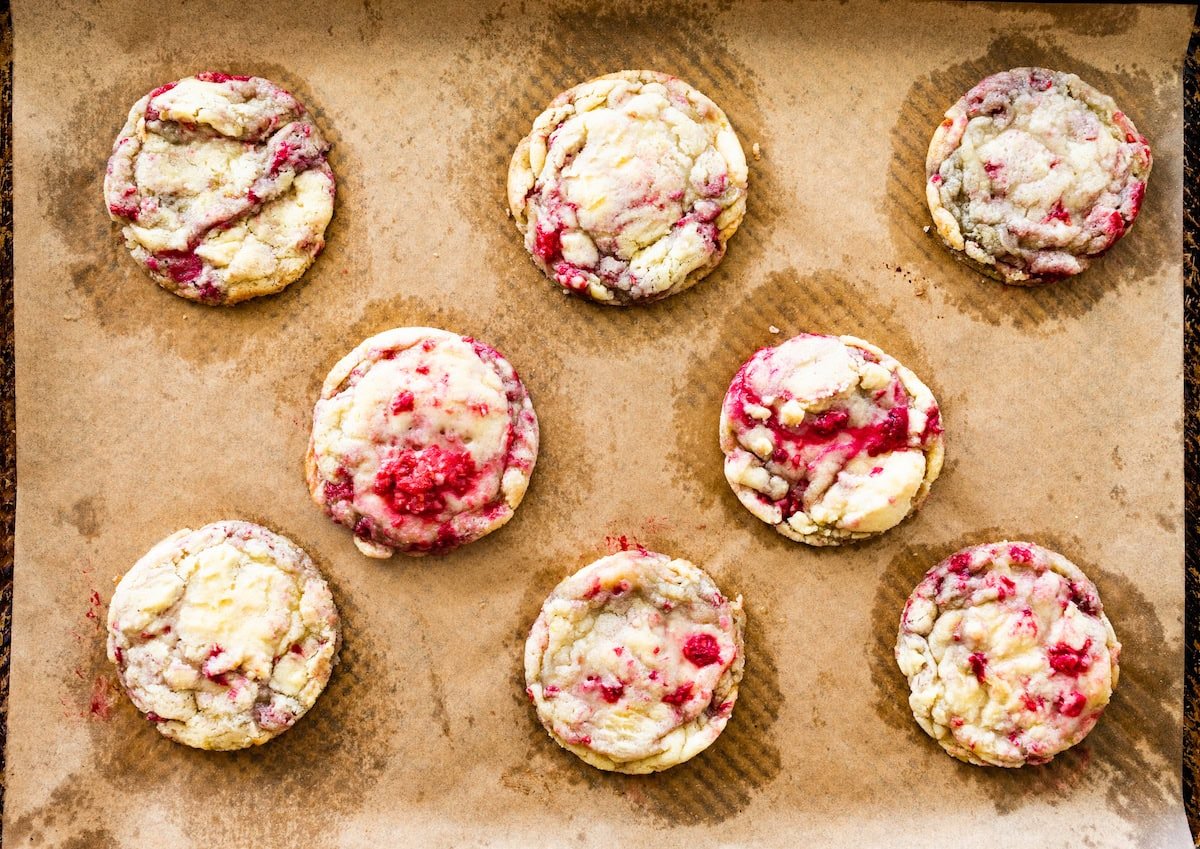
[307,327,538,557]
[524,548,745,773]
[896,542,1120,767]
[926,68,1151,285]
[104,72,336,304]
[106,521,341,751]
[720,333,943,545]
[507,71,748,304]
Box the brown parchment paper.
[6,1,1194,846]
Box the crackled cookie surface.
[524,548,745,773]
[308,327,538,557]
[926,67,1151,285]
[508,70,748,304]
[720,333,943,545]
[106,521,341,751]
[896,542,1120,767]
[104,72,336,304]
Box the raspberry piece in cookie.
[106,521,341,751]
[524,549,745,773]
[926,67,1151,285]
[307,327,539,557]
[719,333,944,546]
[104,73,336,304]
[507,71,748,305]
[895,542,1120,767]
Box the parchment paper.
[6,1,1193,846]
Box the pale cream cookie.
[307,327,538,557]
[508,70,748,304]
[720,333,944,545]
[896,541,1120,767]
[104,72,336,304]
[106,521,341,751]
[524,547,745,773]
[926,68,1151,285]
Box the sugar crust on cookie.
[925,67,1151,285]
[107,521,341,751]
[104,72,335,304]
[524,548,745,773]
[508,70,748,304]
[896,541,1120,767]
[307,327,538,558]
[720,333,944,545]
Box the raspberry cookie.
[926,67,1151,285]
[507,71,748,305]
[720,333,943,545]
[307,327,538,557]
[524,548,745,773]
[896,542,1120,767]
[104,72,336,304]
[106,521,341,751]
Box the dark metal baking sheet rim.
[0,5,1194,842]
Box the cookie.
[524,547,745,773]
[307,327,539,557]
[720,333,944,545]
[106,521,341,751]
[104,72,336,304]
[926,67,1151,285]
[896,542,1120,767]
[507,70,748,305]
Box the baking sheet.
[6,1,1193,846]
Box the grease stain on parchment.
[1025,3,1138,38]
[885,34,1177,330]
[668,267,958,528]
[11,535,396,849]
[289,288,601,543]
[59,495,105,540]
[869,530,1181,825]
[46,62,363,371]
[441,0,786,357]
[505,560,782,826]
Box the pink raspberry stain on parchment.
[601,514,709,556]
[68,565,120,721]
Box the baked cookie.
[720,333,943,545]
[896,542,1120,767]
[106,521,341,751]
[524,548,745,773]
[926,67,1151,285]
[104,72,336,304]
[307,327,538,557]
[507,70,748,305]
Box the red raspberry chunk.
[532,223,562,263]
[1057,691,1087,718]
[683,633,721,667]
[1069,582,1099,616]
[195,71,252,83]
[323,478,355,504]
[947,552,972,574]
[662,683,694,706]
[809,409,849,435]
[863,406,909,456]
[968,652,988,682]
[390,391,415,414]
[374,445,477,516]
[1008,545,1034,565]
[1047,640,1093,676]
[147,250,202,284]
[1042,199,1072,225]
[599,682,624,704]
